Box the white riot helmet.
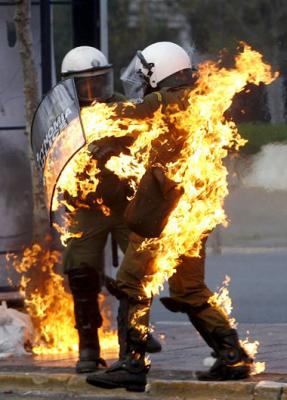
[121,42,193,99]
[61,46,113,104]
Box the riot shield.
[31,78,86,216]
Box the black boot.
[160,297,253,381]
[146,332,162,353]
[76,329,107,374]
[197,328,253,381]
[68,265,107,374]
[106,277,162,357]
[87,329,148,392]
[87,354,148,392]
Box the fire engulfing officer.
[60,46,161,374]
[86,42,253,391]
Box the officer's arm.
[113,92,162,119]
[88,93,162,164]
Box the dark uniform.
[115,87,232,345]
[63,93,128,270]
[63,94,129,275]
[87,85,252,390]
[63,99,130,275]
[63,208,129,274]
[64,93,133,373]
[64,91,161,373]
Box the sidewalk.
[1,322,287,399]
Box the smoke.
[244,144,287,191]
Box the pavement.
[1,322,287,399]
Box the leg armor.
[68,264,106,373]
[160,296,253,381]
[105,276,162,357]
[87,296,150,392]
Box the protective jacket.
[66,93,132,214]
[114,86,191,237]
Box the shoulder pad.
[154,91,163,102]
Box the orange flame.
[52,105,169,244]
[53,45,277,280]
[7,243,118,356]
[45,44,276,368]
[209,275,266,374]
[136,45,277,297]
[208,276,236,328]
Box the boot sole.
[197,366,251,381]
[86,378,146,392]
[76,363,102,374]
[227,366,251,381]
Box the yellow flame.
[7,243,118,356]
[136,45,277,298]
[51,45,277,260]
[210,275,265,374]
[51,106,169,245]
[130,305,150,339]
[44,44,276,368]
[208,275,236,328]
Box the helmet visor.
[120,55,147,100]
[74,68,114,104]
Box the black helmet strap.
[136,51,154,78]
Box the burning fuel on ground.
[6,242,118,357]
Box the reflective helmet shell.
[136,41,192,88]
[61,46,110,75]
[61,46,113,104]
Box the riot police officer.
[61,46,161,374]
[86,42,253,391]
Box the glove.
[95,168,133,209]
[88,136,134,166]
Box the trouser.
[63,208,130,357]
[116,233,231,347]
[63,208,130,274]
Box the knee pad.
[68,263,101,295]
[68,264,103,329]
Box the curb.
[148,379,255,399]
[1,372,287,399]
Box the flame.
[209,275,265,374]
[52,45,277,284]
[53,45,277,282]
[130,305,150,339]
[96,198,111,216]
[51,105,169,245]
[208,275,236,328]
[43,44,276,368]
[7,243,118,356]
[136,45,277,297]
